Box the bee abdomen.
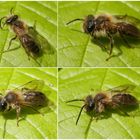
[112,93,138,106]
[21,34,40,55]
[117,22,140,38]
[23,91,46,106]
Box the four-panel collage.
[0,0,140,139]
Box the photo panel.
[58,68,140,138]
[2,0,140,139]
[0,1,57,67]
[58,1,140,67]
[0,68,57,139]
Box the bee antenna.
[66,99,85,103]
[0,16,6,29]
[10,7,14,15]
[76,104,86,125]
[66,18,84,25]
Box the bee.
[66,14,140,61]
[66,84,139,125]
[0,80,47,126]
[0,8,41,59]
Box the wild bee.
[0,80,47,126]
[66,84,139,125]
[0,8,41,59]
[67,14,140,60]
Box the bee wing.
[28,26,55,55]
[114,15,140,28]
[14,80,44,91]
[105,84,136,95]
[22,90,47,106]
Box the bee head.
[85,95,95,111]
[66,15,95,34]
[84,15,95,34]
[6,15,18,24]
[0,98,7,112]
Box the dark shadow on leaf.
[91,36,140,60]
[68,27,140,60]
[84,105,139,138]
[67,103,140,138]
[16,25,57,66]
[58,68,63,72]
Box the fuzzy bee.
[0,80,47,126]
[67,14,140,60]
[66,84,139,125]
[0,8,42,60]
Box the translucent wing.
[105,84,140,117]
[14,80,44,91]
[105,84,136,95]
[114,15,140,28]
[16,80,50,107]
[19,34,41,57]
[23,90,47,106]
[28,26,55,55]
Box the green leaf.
[0,1,57,67]
[59,68,140,138]
[0,68,57,139]
[58,1,140,67]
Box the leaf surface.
[0,68,57,139]
[59,68,140,138]
[0,1,57,67]
[58,1,140,67]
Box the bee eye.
[0,100,7,111]
[87,20,95,33]
[6,15,18,24]
[85,96,95,111]
[89,100,94,108]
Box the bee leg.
[28,20,37,30]
[10,7,14,15]
[106,33,114,61]
[107,33,114,55]
[16,106,21,127]
[7,35,17,50]
[0,16,7,29]
[23,49,31,60]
